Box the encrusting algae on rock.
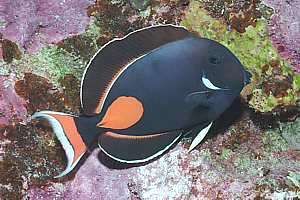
[0,0,95,53]
[280,117,300,151]
[181,0,300,113]
[0,0,300,199]
[0,46,86,86]
[262,0,300,73]
[0,72,83,198]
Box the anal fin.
[98,130,182,163]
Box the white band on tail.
[31,111,84,178]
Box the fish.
[32,24,251,178]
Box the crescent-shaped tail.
[32,111,97,178]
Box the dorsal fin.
[80,24,192,115]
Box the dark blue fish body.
[103,38,239,134]
[32,25,251,177]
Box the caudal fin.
[32,111,96,178]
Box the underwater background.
[0,0,299,199]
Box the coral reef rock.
[0,75,27,127]
[28,149,135,200]
[263,0,300,73]
[26,113,300,199]
[0,0,95,53]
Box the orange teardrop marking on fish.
[97,96,144,130]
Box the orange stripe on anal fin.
[105,131,165,139]
[97,96,144,130]
[49,114,86,164]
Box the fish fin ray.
[98,130,182,163]
[81,25,191,115]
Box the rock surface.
[0,75,27,127]
[0,0,94,53]
[26,113,300,199]
[28,149,135,200]
[263,0,300,73]
[0,0,299,199]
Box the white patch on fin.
[188,122,213,152]
[31,111,84,178]
[98,133,182,163]
[202,77,222,90]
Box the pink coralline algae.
[28,149,135,200]
[26,113,300,199]
[263,0,300,73]
[0,75,27,127]
[27,147,195,200]
[0,0,94,53]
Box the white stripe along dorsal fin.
[80,24,192,115]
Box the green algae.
[1,45,86,85]
[293,74,300,91]
[84,18,102,42]
[257,177,280,189]
[181,0,299,112]
[219,148,232,160]
[258,2,274,20]
[233,155,253,172]
[280,118,300,150]
[249,89,278,112]
[129,0,151,11]
[181,1,277,74]
[60,18,101,61]
[200,149,212,161]
[0,19,101,85]
[262,130,289,152]
[0,60,10,75]
[260,118,300,152]
[287,171,300,189]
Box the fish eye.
[208,56,221,65]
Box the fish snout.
[243,70,252,86]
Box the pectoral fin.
[188,122,213,152]
[185,91,212,107]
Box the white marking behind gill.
[201,77,223,90]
